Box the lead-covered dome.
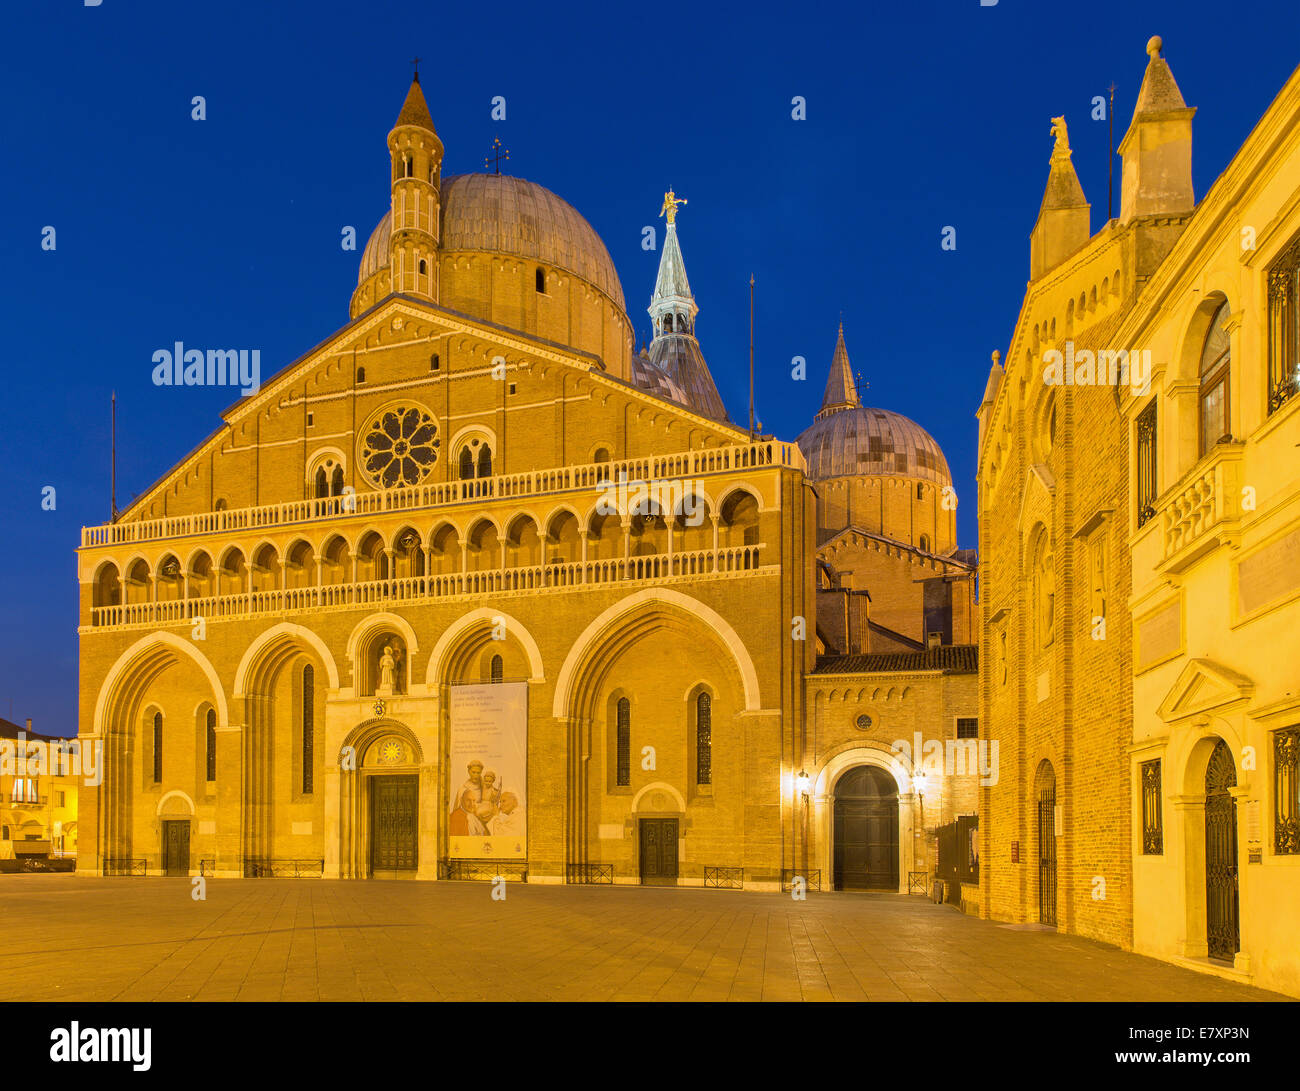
[796,324,951,486]
[798,405,951,485]
[357,173,626,309]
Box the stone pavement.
[0,876,1286,1001]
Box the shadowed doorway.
[832,766,899,890]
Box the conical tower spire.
[1029,116,1091,279]
[647,191,728,422]
[387,69,443,302]
[815,322,861,420]
[650,189,697,336]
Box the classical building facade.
[77,75,977,893]
[0,718,79,862]
[977,37,1300,996]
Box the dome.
[357,173,625,309]
[797,406,952,486]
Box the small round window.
[855,714,872,731]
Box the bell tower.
[387,65,443,302]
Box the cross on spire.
[485,136,509,174]
[411,56,422,82]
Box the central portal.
[833,766,899,891]
[639,818,679,884]
[370,775,419,875]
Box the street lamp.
[796,769,810,800]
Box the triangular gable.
[1157,657,1255,723]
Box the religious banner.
[448,682,527,859]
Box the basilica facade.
[76,76,979,892]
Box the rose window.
[360,404,440,488]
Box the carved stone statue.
[660,189,687,224]
[1050,116,1071,158]
[379,643,396,694]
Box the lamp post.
[912,771,929,881]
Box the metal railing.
[565,863,614,884]
[243,858,324,878]
[81,439,805,548]
[781,869,820,892]
[439,859,528,882]
[703,866,744,889]
[102,857,147,876]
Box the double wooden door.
[833,766,899,891]
[1204,740,1240,963]
[371,775,419,872]
[163,820,190,877]
[639,818,678,884]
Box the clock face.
[377,738,404,764]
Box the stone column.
[214,724,244,877]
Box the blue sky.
[1,0,1296,734]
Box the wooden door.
[833,766,899,891]
[1038,789,1057,926]
[163,820,190,877]
[639,818,679,883]
[371,775,419,872]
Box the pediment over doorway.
[1157,658,1255,723]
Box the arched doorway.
[832,766,899,890]
[1035,761,1057,926]
[1204,738,1240,963]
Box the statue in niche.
[377,639,405,696]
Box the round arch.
[92,631,229,735]
[425,607,545,687]
[234,621,341,696]
[344,612,420,674]
[155,789,197,817]
[551,589,761,717]
[630,781,687,814]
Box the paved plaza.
[0,876,1286,1002]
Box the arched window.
[616,698,631,787]
[206,708,216,782]
[430,353,440,372]
[302,663,314,794]
[457,438,493,481]
[696,692,712,786]
[1199,300,1232,456]
[314,466,329,498]
[331,465,344,495]
[918,534,930,553]
[356,366,366,384]
[916,483,924,501]
[535,268,545,293]
[490,655,504,684]
[152,712,163,784]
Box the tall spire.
[815,322,861,420]
[650,192,696,336]
[395,73,437,133]
[646,192,728,422]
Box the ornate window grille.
[490,655,504,684]
[152,712,162,784]
[1268,232,1300,415]
[1141,759,1163,854]
[616,698,630,787]
[205,707,216,782]
[956,717,978,739]
[1275,727,1299,854]
[1136,399,1158,527]
[302,664,314,795]
[696,692,712,785]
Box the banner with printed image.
[448,682,527,859]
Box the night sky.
[1,0,1296,735]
